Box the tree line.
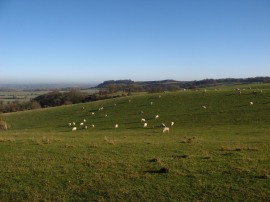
[97,77,270,93]
[0,89,122,113]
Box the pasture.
[0,90,50,103]
[1,84,270,201]
[0,88,98,104]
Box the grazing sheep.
[171,121,174,127]
[141,110,144,114]
[91,124,95,128]
[91,112,95,115]
[202,106,207,109]
[162,127,170,133]
[150,101,153,105]
[83,125,88,129]
[105,114,108,117]
[72,127,77,131]
[82,106,85,110]
[84,119,86,122]
[115,124,118,128]
[73,122,76,126]
[68,123,72,126]
[141,118,146,122]
[143,123,148,128]
[80,122,84,126]
[250,102,253,105]
[161,123,166,127]
[155,115,159,119]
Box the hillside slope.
[1,84,270,201]
[3,83,270,132]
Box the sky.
[0,0,269,84]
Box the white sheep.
[91,124,95,128]
[80,122,84,126]
[73,122,76,126]
[141,118,146,122]
[202,106,207,109]
[143,122,148,128]
[84,119,86,122]
[115,124,118,128]
[250,102,253,105]
[68,123,72,126]
[161,123,166,127]
[91,112,95,115]
[105,114,108,117]
[150,101,153,105]
[171,121,174,127]
[83,125,88,129]
[162,127,170,133]
[72,127,77,131]
[155,115,159,119]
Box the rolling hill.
[1,83,270,201]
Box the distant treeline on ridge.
[96,77,270,92]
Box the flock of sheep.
[68,87,259,133]
[68,96,174,133]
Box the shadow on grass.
[144,167,169,174]
[172,155,189,158]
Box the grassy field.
[1,84,270,201]
[0,89,98,103]
[0,90,50,103]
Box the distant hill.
[96,77,270,90]
[96,80,135,88]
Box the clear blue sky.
[0,0,269,84]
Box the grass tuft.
[0,137,15,142]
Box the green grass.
[1,84,270,201]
